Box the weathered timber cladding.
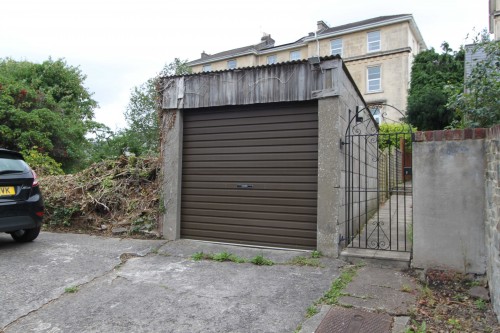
[161,60,341,110]
[181,101,318,249]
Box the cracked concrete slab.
[1,234,342,333]
[0,232,165,329]
[338,266,418,315]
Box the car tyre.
[10,226,41,242]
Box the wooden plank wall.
[161,60,342,110]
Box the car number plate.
[0,186,15,196]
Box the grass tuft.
[65,286,79,293]
[306,305,319,318]
[311,250,322,258]
[192,251,246,263]
[250,255,274,266]
[318,265,358,305]
[212,251,232,262]
[288,256,323,267]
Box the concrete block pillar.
[160,109,183,240]
[317,97,343,257]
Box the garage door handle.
[237,184,253,189]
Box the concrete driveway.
[0,232,341,333]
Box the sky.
[1,0,490,130]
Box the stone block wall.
[485,125,500,321]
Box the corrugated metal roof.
[166,55,341,79]
[161,55,366,110]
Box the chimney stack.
[261,33,274,46]
[317,20,329,32]
[257,33,275,50]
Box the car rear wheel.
[10,226,41,242]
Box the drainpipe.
[315,31,320,57]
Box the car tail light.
[31,169,39,187]
[35,211,44,217]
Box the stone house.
[187,14,426,123]
[491,0,500,40]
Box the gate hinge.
[338,234,346,246]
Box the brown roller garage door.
[181,101,318,249]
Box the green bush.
[21,147,64,176]
[378,123,416,151]
[49,205,80,227]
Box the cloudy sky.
[1,0,490,130]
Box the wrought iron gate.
[342,105,413,252]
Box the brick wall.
[413,128,487,142]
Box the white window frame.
[370,106,382,124]
[227,59,237,69]
[290,50,301,61]
[330,38,343,56]
[267,55,277,65]
[367,31,381,52]
[367,65,382,92]
[202,64,211,72]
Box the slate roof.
[189,14,416,65]
[198,45,258,62]
[318,14,410,35]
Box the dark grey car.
[0,148,44,242]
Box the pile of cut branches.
[40,155,161,238]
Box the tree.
[0,58,99,171]
[86,126,145,163]
[123,58,191,154]
[123,77,159,154]
[85,58,192,163]
[406,44,464,130]
[447,31,500,128]
[158,58,192,77]
[407,87,450,130]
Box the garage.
[181,102,318,249]
[160,57,369,255]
